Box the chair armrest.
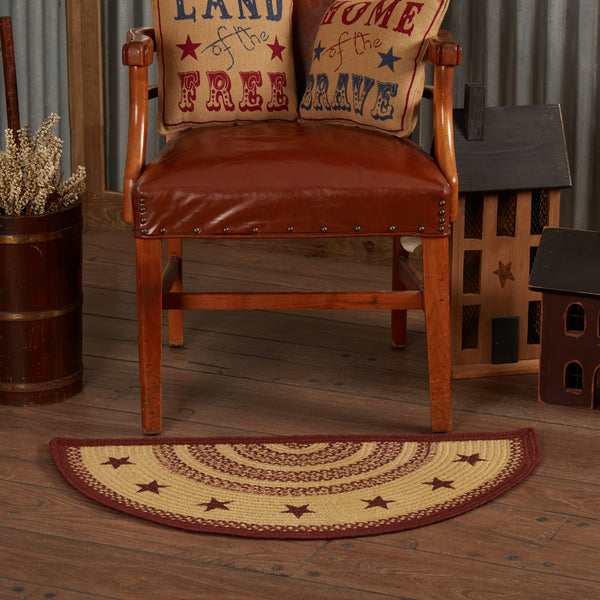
[429,30,462,223]
[122,28,155,223]
[429,30,462,67]
[122,27,155,67]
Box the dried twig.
[0,113,86,215]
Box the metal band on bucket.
[0,298,82,322]
[0,369,83,392]
[0,223,81,244]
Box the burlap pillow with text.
[150,0,298,134]
[299,0,451,136]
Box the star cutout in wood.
[101,456,133,469]
[493,261,515,288]
[135,480,168,494]
[177,34,202,60]
[267,36,285,61]
[423,477,455,491]
[362,495,395,509]
[282,504,314,519]
[198,497,233,512]
[454,453,488,466]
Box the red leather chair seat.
[132,122,451,239]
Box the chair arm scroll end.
[429,30,462,67]
[122,28,155,67]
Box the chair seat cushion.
[132,122,451,238]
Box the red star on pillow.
[267,36,285,61]
[177,34,202,60]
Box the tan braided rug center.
[50,429,540,539]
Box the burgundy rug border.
[49,428,541,540]
[50,428,540,449]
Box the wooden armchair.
[122,0,461,435]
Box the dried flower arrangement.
[0,113,86,216]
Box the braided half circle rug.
[50,429,540,540]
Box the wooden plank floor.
[1,230,599,600]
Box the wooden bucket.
[0,203,83,405]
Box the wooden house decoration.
[529,228,600,409]
[450,84,572,378]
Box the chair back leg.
[166,238,184,347]
[391,237,409,348]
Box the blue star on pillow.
[313,41,325,62]
[378,47,402,72]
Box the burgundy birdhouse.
[529,227,600,409]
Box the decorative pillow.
[149,0,298,134]
[299,0,451,137]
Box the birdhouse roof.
[453,104,572,193]
[529,228,600,297]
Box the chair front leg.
[421,236,452,432]
[136,238,163,435]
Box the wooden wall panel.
[66,0,125,231]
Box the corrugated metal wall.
[0,0,71,174]
[1,1,598,230]
[442,0,600,230]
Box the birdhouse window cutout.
[529,246,538,274]
[530,190,550,235]
[462,251,481,294]
[566,303,585,335]
[565,362,584,393]
[464,194,483,239]
[527,300,541,344]
[461,304,480,349]
[496,192,517,237]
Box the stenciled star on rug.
[198,497,233,512]
[282,504,314,518]
[177,34,202,60]
[362,495,395,509]
[135,480,168,494]
[454,453,488,466]
[423,477,455,491]
[101,456,134,469]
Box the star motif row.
[97,452,488,518]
